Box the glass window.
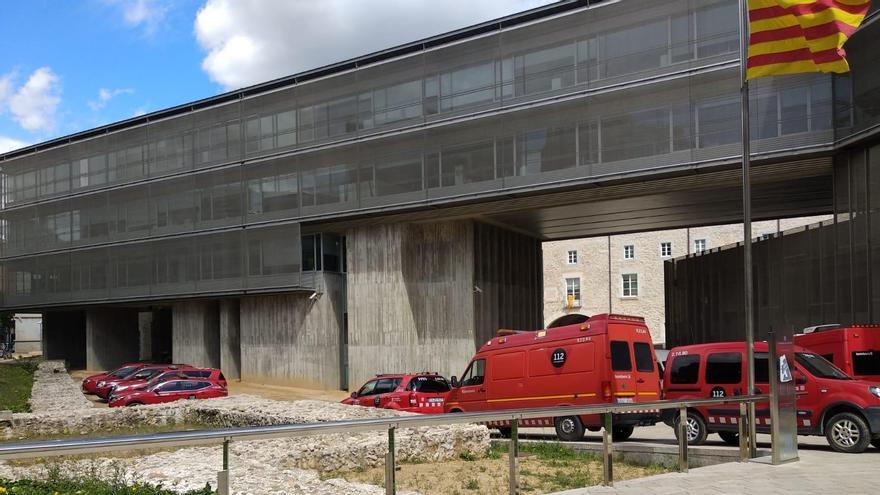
[706,352,742,384]
[755,352,770,383]
[440,61,496,112]
[602,19,668,77]
[441,140,495,186]
[460,359,486,387]
[661,242,672,257]
[633,342,655,373]
[516,42,575,95]
[693,239,707,253]
[358,380,378,396]
[371,156,423,197]
[602,108,670,162]
[565,277,580,302]
[750,94,779,140]
[610,341,632,371]
[517,126,576,174]
[374,80,422,126]
[781,86,809,135]
[695,2,739,58]
[670,354,700,384]
[697,100,740,148]
[567,250,578,264]
[622,273,638,297]
[578,120,599,166]
[850,351,880,376]
[811,79,833,131]
[796,352,850,380]
[374,378,402,394]
[408,376,451,393]
[623,245,635,259]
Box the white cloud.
[8,67,62,132]
[105,0,170,35]
[88,87,135,111]
[0,136,28,154]
[194,0,556,90]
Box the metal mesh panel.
[192,102,242,169]
[194,167,244,230]
[107,126,150,185]
[151,236,197,296]
[245,223,302,289]
[147,113,194,179]
[149,174,198,236]
[108,185,151,241]
[243,156,300,223]
[195,230,244,293]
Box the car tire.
[673,411,708,445]
[718,431,740,446]
[126,401,143,407]
[496,427,512,438]
[554,416,585,442]
[825,412,871,453]
[611,426,634,441]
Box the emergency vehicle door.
[456,358,488,411]
[609,341,637,403]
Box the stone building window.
[565,277,581,305]
[622,273,639,297]
[567,250,578,264]
[661,242,672,257]
[693,239,707,253]
[623,245,635,259]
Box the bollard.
[678,406,688,473]
[385,426,396,495]
[508,419,519,495]
[738,402,749,462]
[602,413,613,486]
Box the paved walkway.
[544,425,880,494]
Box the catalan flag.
[747,0,872,79]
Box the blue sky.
[0,0,551,154]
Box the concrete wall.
[172,301,220,368]
[347,221,476,387]
[86,309,140,371]
[220,299,241,380]
[240,273,345,389]
[42,311,86,369]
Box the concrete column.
[42,311,86,369]
[86,309,140,371]
[172,301,220,368]
[240,274,344,390]
[138,312,153,361]
[219,299,241,380]
[346,221,477,389]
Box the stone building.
[542,216,831,346]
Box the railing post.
[678,406,688,473]
[217,437,230,495]
[602,412,613,486]
[508,418,519,495]
[738,401,749,462]
[385,426,396,495]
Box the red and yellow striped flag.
[747,0,872,79]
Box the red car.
[663,341,880,453]
[109,368,227,398]
[342,373,450,414]
[82,362,150,395]
[108,379,228,407]
[796,324,880,382]
[95,364,190,399]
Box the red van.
[445,314,661,441]
[795,325,880,382]
[663,341,880,453]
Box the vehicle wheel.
[126,401,143,407]
[496,427,512,438]
[718,431,739,446]
[673,411,708,445]
[554,416,585,442]
[612,426,634,442]
[825,412,871,453]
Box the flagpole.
[738,0,757,458]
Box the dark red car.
[109,368,226,397]
[82,362,150,395]
[95,364,190,399]
[342,373,450,414]
[108,379,228,407]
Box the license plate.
[428,397,444,403]
[616,397,634,404]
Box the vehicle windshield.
[796,352,851,380]
[110,366,139,378]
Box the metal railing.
[0,395,767,494]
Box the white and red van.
[795,324,880,382]
[445,314,661,441]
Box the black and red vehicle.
[796,324,880,382]
[109,368,227,398]
[95,364,190,399]
[108,379,227,407]
[82,362,150,395]
[342,373,451,414]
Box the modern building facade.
[542,215,831,345]
[1,0,877,390]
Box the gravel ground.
[1,363,490,494]
[27,360,94,413]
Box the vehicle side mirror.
[350,391,358,398]
[450,376,459,388]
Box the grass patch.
[0,464,214,495]
[0,360,39,413]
